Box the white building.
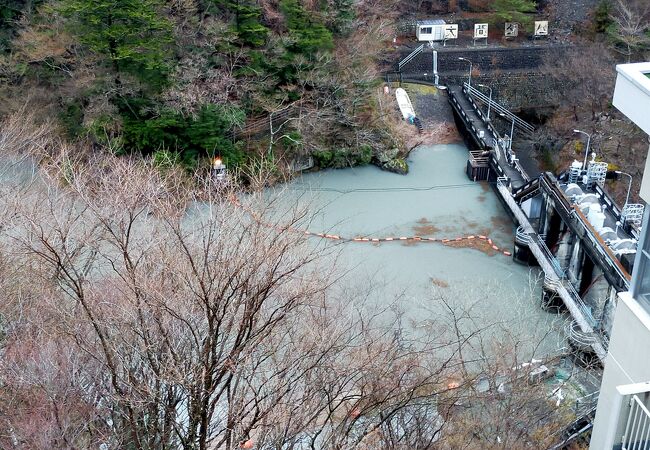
[415,19,446,42]
[590,62,650,449]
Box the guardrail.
[531,234,565,278]
[385,71,402,84]
[448,89,489,149]
[602,382,650,450]
[621,394,650,450]
[573,207,631,289]
[463,83,535,135]
[398,44,425,71]
[539,173,631,289]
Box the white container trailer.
[416,19,446,42]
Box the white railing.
[622,203,645,228]
[599,382,650,449]
[463,83,536,134]
[622,394,650,450]
[398,44,424,71]
[497,176,510,190]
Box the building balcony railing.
[620,393,650,449]
[601,381,650,449]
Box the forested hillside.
[0,0,405,173]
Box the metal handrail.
[463,83,535,134]
[621,395,650,450]
[532,233,597,327]
[398,44,425,71]
[530,233,564,277]
[515,226,530,244]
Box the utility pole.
[458,57,472,89]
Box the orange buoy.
[478,235,487,240]
[491,245,499,250]
[385,237,394,241]
[467,235,475,239]
[503,251,512,256]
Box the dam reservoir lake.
[274,143,566,355]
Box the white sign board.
[474,23,488,39]
[504,22,518,37]
[444,24,458,39]
[534,21,549,36]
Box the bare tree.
[610,0,650,62]
[0,114,590,449]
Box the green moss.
[402,83,439,96]
[312,145,373,169]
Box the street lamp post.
[478,83,493,121]
[458,57,472,88]
[615,170,633,209]
[508,119,515,151]
[573,129,592,171]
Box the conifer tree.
[58,0,173,86]
[280,0,333,55]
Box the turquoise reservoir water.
[273,143,565,356]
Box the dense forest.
[0,0,648,178]
[0,0,408,175]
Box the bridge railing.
[573,207,631,289]
[463,83,535,135]
[513,159,529,182]
[540,173,631,290]
[448,89,489,149]
[456,86,531,185]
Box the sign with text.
[504,22,519,37]
[534,21,549,36]
[444,24,458,39]
[474,23,488,39]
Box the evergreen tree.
[593,0,613,34]
[214,0,269,47]
[58,0,173,86]
[280,0,333,55]
[329,0,355,36]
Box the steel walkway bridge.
[448,84,637,362]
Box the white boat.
[395,88,415,121]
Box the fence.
[463,82,535,135]
[228,104,301,140]
[621,394,650,450]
